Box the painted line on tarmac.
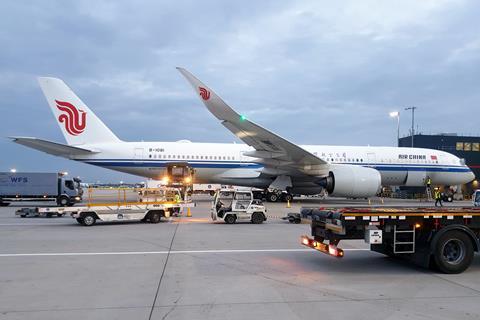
[0,248,369,257]
[0,223,70,226]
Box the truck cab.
[58,177,82,206]
[212,189,266,224]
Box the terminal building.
[399,133,479,192]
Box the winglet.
[176,67,240,122]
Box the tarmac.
[0,196,479,320]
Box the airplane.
[10,69,475,202]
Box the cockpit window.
[459,158,466,166]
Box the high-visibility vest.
[434,191,441,199]
[426,178,432,185]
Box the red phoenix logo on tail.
[199,87,210,100]
[55,100,87,136]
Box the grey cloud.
[1,0,479,182]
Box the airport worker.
[426,177,432,189]
[434,187,443,207]
[174,192,181,203]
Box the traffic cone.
[368,198,372,206]
[287,199,291,208]
[187,207,192,217]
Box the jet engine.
[317,164,381,198]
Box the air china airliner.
[11,68,474,201]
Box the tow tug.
[300,206,480,273]
[212,189,267,224]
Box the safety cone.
[287,199,291,208]
[368,198,372,206]
[187,207,192,217]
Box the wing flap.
[10,137,98,157]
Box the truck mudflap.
[300,235,344,258]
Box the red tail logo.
[55,100,87,136]
[199,87,210,100]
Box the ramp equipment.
[300,207,480,274]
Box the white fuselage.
[72,141,474,194]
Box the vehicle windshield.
[65,180,75,190]
[475,191,480,203]
[216,191,233,206]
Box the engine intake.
[317,164,381,198]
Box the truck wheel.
[81,213,96,226]
[251,212,265,224]
[57,213,64,217]
[209,191,215,196]
[267,192,279,202]
[433,231,474,274]
[224,214,236,224]
[76,218,84,224]
[149,211,161,224]
[282,193,293,202]
[57,196,69,207]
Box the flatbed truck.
[300,207,480,273]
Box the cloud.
[1,0,479,182]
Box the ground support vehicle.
[34,201,195,226]
[212,189,266,224]
[300,207,480,273]
[15,207,66,218]
[0,172,82,206]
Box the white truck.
[0,172,82,206]
[212,189,266,224]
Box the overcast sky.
[1,0,479,182]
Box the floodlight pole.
[404,106,417,148]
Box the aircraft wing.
[177,67,328,176]
[10,137,98,157]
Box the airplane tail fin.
[37,77,120,146]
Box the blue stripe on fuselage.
[78,159,471,173]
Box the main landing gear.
[266,190,293,203]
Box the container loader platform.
[17,186,195,226]
[300,207,480,274]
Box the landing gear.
[282,193,293,202]
[266,192,280,202]
[266,190,293,202]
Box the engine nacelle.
[317,164,381,198]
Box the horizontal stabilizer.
[9,137,98,157]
